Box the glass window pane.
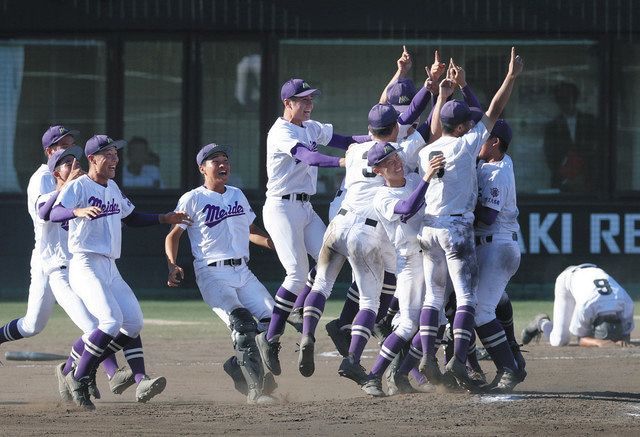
[201,42,261,190]
[279,39,601,195]
[0,39,106,192]
[123,41,182,190]
[615,43,640,191]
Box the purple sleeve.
[416,102,438,141]
[51,204,76,223]
[121,210,161,227]
[38,192,60,221]
[326,133,370,150]
[398,86,431,126]
[393,179,429,215]
[475,205,499,225]
[461,85,484,123]
[291,145,341,167]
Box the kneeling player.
[165,143,277,404]
[522,264,634,348]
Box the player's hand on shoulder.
[167,263,184,287]
[74,205,102,219]
[508,46,524,77]
[161,211,193,225]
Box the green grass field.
[0,299,559,340]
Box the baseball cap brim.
[291,88,321,98]
[44,129,80,149]
[373,148,399,166]
[48,145,83,173]
[86,139,126,156]
[198,144,231,165]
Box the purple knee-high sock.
[337,282,359,330]
[370,332,407,377]
[386,296,400,319]
[0,319,23,344]
[63,336,86,375]
[452,305,476,364]
[102,354,119,379]
[496,294,517,344]
[476,319,517,371]
[376,272,397,322]
[267,286,297,342]
[98,332,135,364]
[348,309,376,362]
[466,331,482,373]
[293,267,316,309]
[419,306,440,357]
[74,329,114,380]
[398,333,422,376]
[302,291,326,337]
[123,336,147,383]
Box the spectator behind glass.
[543,82,597,193]
[123,136,163,188]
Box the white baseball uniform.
[417,121,490,310]
[545,265,635,346]
[474,154,521,326]
[175,185,274,329]
[15,165,58,337]
[263,117,333,296]
[37,190,98,335]
[312,140,396,312]
[373,172,426,340]
[56,175,143,337]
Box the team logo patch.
[398,95,411,104]
[302,82,311,89]
[491,187,500,197]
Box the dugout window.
[200,42,262,190]
[279,39,602,197]
[0,39,106,193]
[122,41,183,190]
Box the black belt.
[450,214,463,217]
[337,208,377,227]
[335,189,343,197]
[475,233,518,246]
[208,258,243,267]
[282,193,310,202]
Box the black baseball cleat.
[325,319,351,358]
[338,354,368,386]
[521,313,550,345]
[223,355,248,396]
[444,357,482,393]
[297,334,315,377]
[419,354,443,385]
[487,367,524,394]
[510,341,527,381]
[256,332,282,376]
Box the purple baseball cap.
[47,145,83,174]
[280,78,321,101]
[84,135,126,157]
[367,142,399,167]
[41,125,79,150]
[490,119,512,144]
[196,143,231,165]
[440,100,483,127]
[386,78,417,112]
[368,103,399,129]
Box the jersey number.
[361,151,377,178]
[593,279,612,295]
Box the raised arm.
[165,225,185,287]
[482,47,524,132]
[429,79,455,141]
[379,45,412,104]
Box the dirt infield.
[1,321,639,436]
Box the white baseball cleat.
[136,375,167,403]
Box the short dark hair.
[490,135,510,153]
[369,124,396,137]
[442,123,456,134]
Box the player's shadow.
[517,391,640,403]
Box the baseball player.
[0,126,76,348]
[257,78,369,375]
[521,264,635,347]
[473,119,526,392]
[0,126,128,400]
[50,135,191,410]
[297,98,446,393]
[416,47,523,390]
[362,142,446,395]
[165,143,278,404]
